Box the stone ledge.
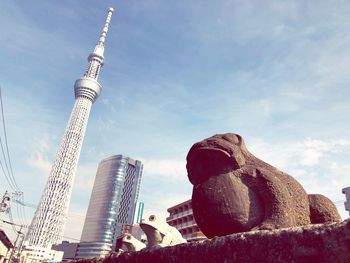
[75,220,350,263]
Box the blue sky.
[0,0,350,241]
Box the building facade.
[167,199,206,242]
[26,8,114,249]
[51,241,79,261]
[0,229,13,263]
[21,242,63,263]
[343,187,350,216]
[76,155,143,259]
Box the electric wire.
[0,88,16,186]
[17,193,28,226]
[0,158,16,191]
[1,219,79,242]
[24,223,80,242]
[0,87,27,229]
[0,127,17,190]
[8,209,20,235]
[20,194,28,225]
[0,142,16,189]
[13,199,26,226]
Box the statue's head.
[186,133,247,185]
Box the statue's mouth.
[188,147,232,167]
[186,146,234,184]
[139,223,163,244]
[186,135,247,185]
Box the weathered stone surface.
[308,194,341,223]
[73,220,350,263]
[186,133,341,238]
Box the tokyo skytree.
[26,8,114,247]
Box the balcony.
[166,210,193,222]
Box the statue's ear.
[235,134,243,146]
[222,133,240,144]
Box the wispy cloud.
[249,137,350,219]
[140,158,187,181]
[26,136,55,180]
[250,137,350,169]
[74,163,97,192]
[64,205,88,242]
[142,192,190,223]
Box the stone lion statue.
[186,133,341,238]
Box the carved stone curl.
[186,133,341,238]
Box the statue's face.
[122,233,146,252]
[186,133,246,185]
[122,233,136,245]
[140,215,164,245]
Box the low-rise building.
[167,199,206,242]
[0,229,13,263]
[52,241,79,261]
[21,242,63,263]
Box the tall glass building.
[76,155,143,259]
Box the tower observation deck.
[26,8,114,247]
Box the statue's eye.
[127,235,131,240]
[149,215,156,221]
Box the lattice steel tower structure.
[26,8,114,247]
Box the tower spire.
[84,7,114,81]
[99,7,114,45]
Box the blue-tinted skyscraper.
[76,155,143,259]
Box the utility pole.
[8,224,23,263]
[1,220,25,263]
[0,191,10,213]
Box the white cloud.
[73,163,97,192]
[249,137,350,219]
[26,134,97,193]
[140,158,187,181]
[143,192,190,224]
[27,155,51,177]
[26,136,55,178]
[64,205,88,242]
[250,137,350,170]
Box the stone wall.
[75,220,350,263]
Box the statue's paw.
[144,244,162,251]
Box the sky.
[0,0,350,242]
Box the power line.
[8,209,20,236]
[1,217,80,242]
[0,88,28,228]
[13,199,86,219]
[12,199,36,209]
[0,90,16,192]
[0,88,16,186]
[13,193,27,227]
[19,193,28,225]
